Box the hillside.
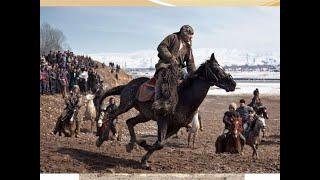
[94,61,132,89]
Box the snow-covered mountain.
[89,48,280,69]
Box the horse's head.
[231,117,243,139]
[257,106,269,120]
[199,53,236,92]
[84,94,95,103]
[255,116,266,133]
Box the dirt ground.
[40,94,280,173]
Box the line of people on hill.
[40,50,102,97]
[109,62,121,74]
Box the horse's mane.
[178,60,208,91]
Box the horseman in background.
[52,85,82,137]
[248,88,263,111]
[220,103,246,146]
[236,99,254,135]
[152,25,196,115]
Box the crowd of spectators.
[40,50,101,97]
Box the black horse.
[96,53,236,169]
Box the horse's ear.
[210,53,216,61]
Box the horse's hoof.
[141,162,151,170]
[96,139,103,147]
[136,139,147,146]
[125,143,135,153]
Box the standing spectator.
[58,69,68,98]
[40,68,49,95]
[61,53,67,69]
[88,68,101,93]
[68,67,78,91]
[87,68,94,93]
[78,67,88,94]
[46,50,52,64]
[93,69,101,92]
[48,67,57,95]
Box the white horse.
[82,94,97,133]
[246,115,266,158]
[187,111,203,148]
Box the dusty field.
[40,94,280,173]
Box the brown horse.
[96,120,114,141]
[215,117,244,154]
[96,112,122,141]
[55,109,78,137]
[95,53,236,169]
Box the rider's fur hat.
[229,102,237,110]
[180,25,194,36]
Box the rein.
[197,62,218,86]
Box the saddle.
[136,77,157,102]
[135,75,184,102]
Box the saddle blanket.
[136,77,156,102]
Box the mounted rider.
[248,88,263,111]
[52,85,82,137]
[152,25,196,115]
[220,103,246,145]
[247,106,266,134]
[105,97,119,140]
[236,99,254,135]
[96,97,119,141]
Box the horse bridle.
[204,62,231,86]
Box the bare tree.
[40,22,70,55]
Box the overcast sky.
[40,7,279,54]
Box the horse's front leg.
[155,117,168,149]
[262,128,266,138]
[141,117,168,169]
[252,144,258,159]
[192,132,197,149]
[91,120,94,134]
[187,133,191,148]
[126,114,150,152]
[254,144,259,159]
